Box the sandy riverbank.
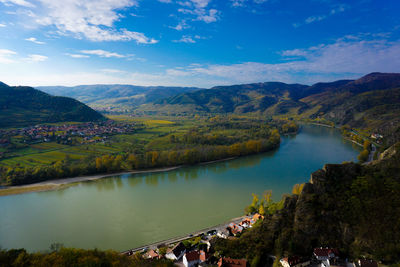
[0,156,240,197]
[0,166,182,197]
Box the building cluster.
[218,214,264,238]
[280,247,378,267]
[128,214,265,267]
[0,121,138,146]
[142,240,247,267]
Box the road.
[121,215,248,255]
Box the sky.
[0,0,399,88]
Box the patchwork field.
[0,116,199,168]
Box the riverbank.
[0,166,182,197]
[0,156,241,197]
[121,215,248,254]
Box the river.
[0,125,360,252]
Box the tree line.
[0,128,281,186]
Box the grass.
[0,116,196,168]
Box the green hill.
[138,72,400,143]
[215,141,400,264]
[38,84,202,113]
[0,82,104,128]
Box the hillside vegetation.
[137,73,400,144]
[214,142,400,265]
[38,84,201,113]
[0,82,104,128]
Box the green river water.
[0,125,360,252]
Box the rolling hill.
[137,72,400,143]
[38,84,202,113]
[0,82,104,128]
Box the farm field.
[0,116,199,168]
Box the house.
[199,249,211,263]
[280,256,311,267]
[252,213,264,222]
[314,248,339,267]
[227,223,243,236]
[183,250,200,267]
[165,242,186,261]
[144,249,160,260]
[217,229,230,239]
[358,259,378,267]
[239,218,252,228]
[313,248,339,261]
[218,257,247,267]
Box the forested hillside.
[0,82,104,128]
[38,84,201,113]
[215,142,400,265]
[139,72,400,144]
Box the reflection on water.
[0,125,360,252]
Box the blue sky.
[0,0,399,87]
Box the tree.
[127,154,137,169]
[363,140,371,151]
[292,183,305,195]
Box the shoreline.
[0,166,181,197]
[0,156,240,197]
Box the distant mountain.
[38,84,202,112]
[0,82,104,128]
[140,82,309,114]
[138,72,400,143]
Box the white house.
[165,242,186,261]
[217,229,230,239]
[183,251,200,267]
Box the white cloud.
[169,20,190,31]
[231,0,268,7]
[65,53,90,58]
[294,4,347,27]
[0,49,17,63]
[165,34,400,86]
[196,8,218,23]
[25,37,46,44]
[25,54,48,62]
[13,0,158,43]
[101,68,126,74]
[0,23,6,27]
[80,49,125,58]
[231,0,246,7]
[0,0,34,8]
[175,0,219,24]
[305,15,326,24]
[173,35,196,43]
[2,33,399,88]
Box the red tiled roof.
[148,250,159,259]
[185,250,200,262]
[200,250,210,262]
[314,248,339,257]
[218,257,247,267]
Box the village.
[123,214,379,267]
[0,120,140,147]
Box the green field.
[0,116,201,167]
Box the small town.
[122,214,378,267]
[0,121,140,146]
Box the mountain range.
[0,82,104,128]
[38,84,202,113]
[4,72,400,143]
